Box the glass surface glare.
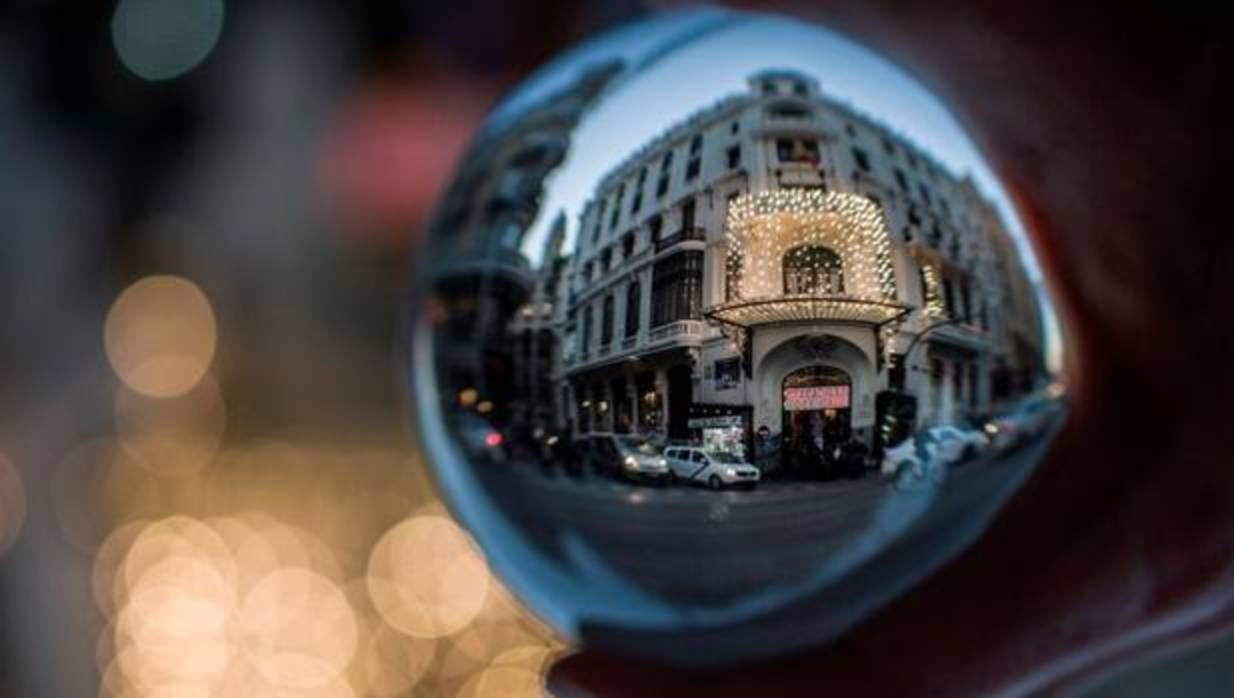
[410,9,1066,667]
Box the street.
[469,416,1062,666]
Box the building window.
[600,247,611,273]
[625,282,641,338]
[652,251,703,326]
[778,138,820,164]
[685,158,700,180]
[782,245,845,295]
[690,133,703,154]
[715,358,742,390]
[960,277,973,321]
[681,198,695,230]
[763,80,778,95]
[907,151,918,171]
[882,137,895,155]
[727,145,741,169]
[581,305,593,353]
[845,123,856,137]
[852,147,871,172]
[649,215,663,244]
[769,104,811,119]
[894,168,909,192]
[968,362,979,409]
[621,232,635,259]
[792,80,808,96]
[942,277,956,317]
[601,294,614,346]
[731,120,739,134]
[657,151,673,197]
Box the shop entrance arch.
[781,365,853,475]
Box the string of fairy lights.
[724,189,897,302]
[919,261,947,320]
[709,189,907,354]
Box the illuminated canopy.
[708,189,905,328]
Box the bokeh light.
[104,276,217,399]
[0,452,26,558]
[52,440,162,553]
[111,0,225,82]
[115,375,226,480]
[89,452,563,697]
[367,516,491,640]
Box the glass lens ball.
[409,8,1066,667]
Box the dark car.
[583,433,671,484]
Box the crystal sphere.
[409,8,1066,667]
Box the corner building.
[554,70,1043,473]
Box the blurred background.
[0,1,644,695]
[1,1,1230,697]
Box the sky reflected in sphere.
[411,8,1068,666]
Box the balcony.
[654,225,705,253]
[648,320,705,344]
[564,322,704,375]
[928,318,988,351]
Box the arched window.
[782,245,845,295]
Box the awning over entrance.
[705,294,909,328]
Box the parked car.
[584,434,671,484]
[665,447,760,490]
[927,425,990,464]
[985,394,1060,454]
[880,434,944,490]
[880,424,984,482]
[983,416,1022,453]
[450,413,508,465]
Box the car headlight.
[657,458,668,467]
[623,455,638,469]
[724,467,736,477]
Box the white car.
[664,447,760,490]
[880,426,988,488]
[881,435,943,490]
[927,425,990,464]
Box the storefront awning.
[705,295,910,328]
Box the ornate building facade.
[541,70,1043,469]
